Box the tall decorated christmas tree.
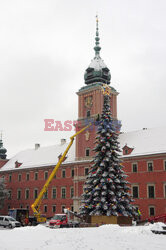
[79,85,138,218]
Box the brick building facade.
[0,20,166,220]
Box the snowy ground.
[0,223,166,250]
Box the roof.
[1,127,166,172]
[88,56,107,71]
[119,127,166,157]
[0,142,76,172]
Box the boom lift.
[31,122,94,223]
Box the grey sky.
[1,0,166,157]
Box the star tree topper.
[102,84,111,96]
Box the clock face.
[85,96,93,108]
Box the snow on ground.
[0,223,166,250]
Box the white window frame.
[132,163,138,173]
[34,172,38,180]
[85,148,90,157]
[70,187,74,198]
[164,160,166,171]
[164,183,166,198]
[149,206,155,217]
[147,161,153,172]
[52,205,56,213]
[147,184,155,198]
[61,187,66,199]
[9,174,12,182]
[85,167,89,176]
[34,188,38,199]
[25,189,30,199]
[17,189,21,200]
[44,205,47,213]
[44,171,48,180]
[62,169,66,178]
[26,172,30,181]
[132,185,139,198]
[61,205,65,213]
[18,174,22,182]
[52,188,57,199]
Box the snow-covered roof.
[1,127,166,172]
[0,142,76,172]
[119,127,166,157]
[88,56,107,70]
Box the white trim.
[149,206,155,216]
[132,162,138,173]
[147,184,155,198]
[61,187,66,199]
[164,183,166,198]
[131,185,139,198]
[147,161,153,172]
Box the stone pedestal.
[88,215,132,226]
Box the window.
[26,205,29,210]
[52,205,56,213]
[132,186,139,198]
[85,148,90,157]
[61,187,66,199]
[44,171,48,180]
[43,190,48,199]
[132,163,138,173]
[87,110,91,117]
[164,161,166,171]
[52,188,57,199]
[20,204,23,209]
[9,174,12,182]
[147,162,153,172]
[25,189,29,199]
[8,190,12,200]
[85,167,89,176]
[71,206,74,212]
[62,205,65,213]
[44,205,47,213]
[8,205,10,210]
[125,149,128,155]
[148,185,155,198]
[62,169,66,178]
[26,173,30,181]
[149,206,155,216]
[54,174,56,179]
[34,189,38,199]
[164,184,166,198]
[34,172,38,180]
[18,174,22,182]
[70,187,74,198]
[71,169,74,177]
[17,189,21,200]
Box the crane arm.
[31,122,92,222]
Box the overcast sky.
[1,0,166,158]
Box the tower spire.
[94,15,101,57]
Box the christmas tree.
[79,85,138,218]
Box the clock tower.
[76,17,119,160]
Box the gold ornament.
[102,84,111,96]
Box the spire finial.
[94,14,101,57]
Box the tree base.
[89,215,132,226]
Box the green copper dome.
[84,17,111,85]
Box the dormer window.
[122,145,134,155]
